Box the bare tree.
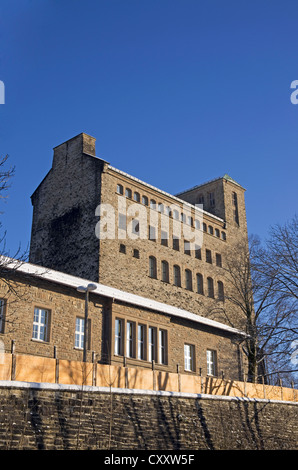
[210,234,297,384]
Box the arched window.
[173,265,181,287]
[185,269,192,291]
[207,277,214,298]
[196,273,204,295]
[217,281,224,301]
[161,260,169,283]
[149,256,157,279]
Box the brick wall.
[0,383,297,450]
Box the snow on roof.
[4,257,247,338]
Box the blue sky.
[0,0,297,256]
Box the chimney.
[52,133,96,169]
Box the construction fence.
[0,352,297,402]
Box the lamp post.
[77,283,97,362]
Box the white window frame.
[32,307,49,342]
[75,317,85,349]
[126,321,134,358]
[207,349,217,376]
[137,324,145,360]
[184,344,195,372]
[159,329,167,365]
[148,326,156,363]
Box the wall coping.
[0,380,297,406]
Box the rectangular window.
[184,344,195,371]
[173,236,179,251]
[118,213,127,231]
[75,317,85,349]
[216,253,222,267]
[126,321,134,358]
[137,324,145,360]
[161,230,168,246]
[32,307,50,342]
[148,327,157,362]
[206,249,212,264]
[116,184,123,195]
[149,225,156,241]
[0,299,5,333]
[159,329,167,365]
[195,245,202,259]
[184,240,191,255]
[207,349,217,376]
[115,318,123,356]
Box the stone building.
[0,132,251,380]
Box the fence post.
[54,346,59,384]
[11,340,16,381]
[152,360,156,391]
[92,351,97,386]
[177,364,181,393]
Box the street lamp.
[77,283,97,362]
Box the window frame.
[32,307,50,342]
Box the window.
[142,195,148,206]
[115,319,123,356]
[209,192,215,207]
[116,184,123,195]
[0,299,5,333]
[207,277,214,298]
[187,216,193,226]
[232,192,239,224]
[161,230,168,246]
[184,344,195,372]
[196,273,204,295]
[149,256,157,278]
[161,260,169,283]
[216,253,222,267]
[158,203,164,213]
[208,225,213,235]
[217,281,224,301]
[134,191,140,202]
[195,245,202,259]
[149,225,156,241]
[165,206,171,217]
[185,269,192,291]
[75,317,85,349]
[184,240,191,255]
[203,223,207,232]
[159,329,167,364]
[32,307,50,342]
[207,349,217,376]
[118,213,126,231]
[132,219,139,236]
[173,235,179,251]
[173,265,181,287]
[206,249,212,264]
[125,188,132,198]
[173,209,179,220]
[148,327,157,362]
[221,231,226,241]
[215,228,220,238]
[150,199,156,210]
[198,195,204,205]
[195,219,200,230]
[126,321,134,358]
[119,243,126,254]
[133,249,140,259]
[137,324,145,360]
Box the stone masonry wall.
[0,383,297,450]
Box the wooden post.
[92,351,97,386]
[11,340,16,381]
[279,378,283,401]
[262,376,266,399]
[177,364,181,393]
[152,360,156,391]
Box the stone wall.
[0,382,297,450]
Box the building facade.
[0,132,252,381]
[29,133,249,331]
